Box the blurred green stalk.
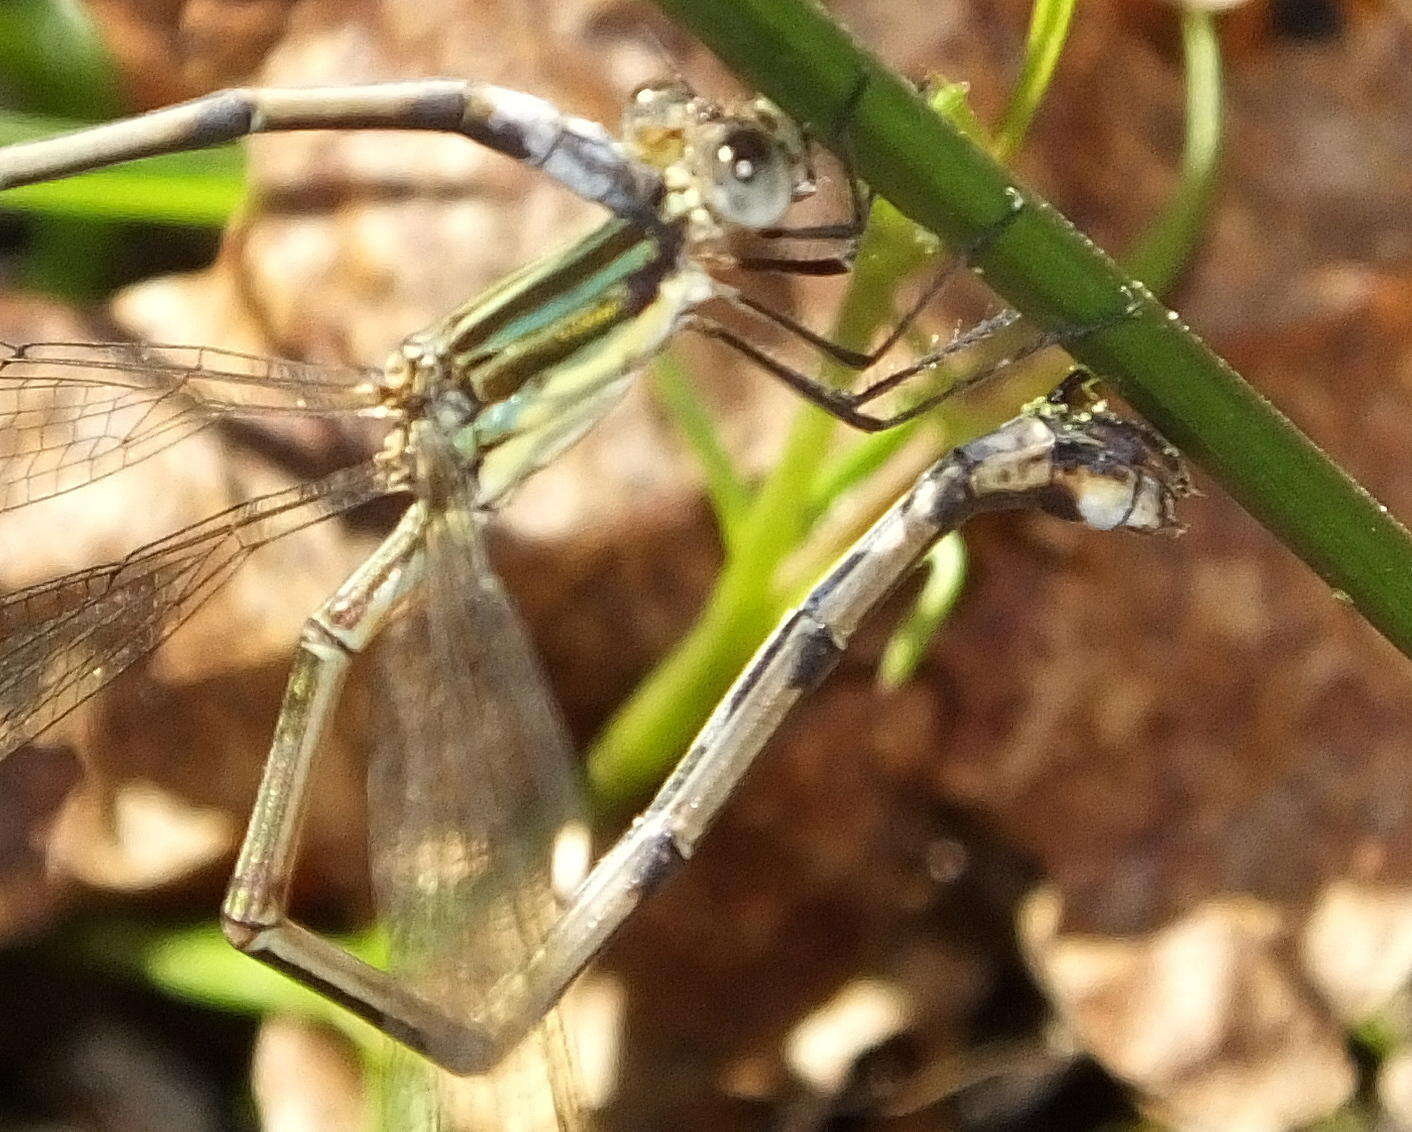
[0,113,244,224]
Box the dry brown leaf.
[1021,888,1357,1130]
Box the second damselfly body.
[0,75,1181,1126]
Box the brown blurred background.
[2,0,1411,1128]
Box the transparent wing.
[0,340,382,511]
[369,459,586,1131]
[0,461,389,758]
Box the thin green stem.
[587,199,924,808]
[995,0,1078,161]
[876,533,968,690]
[1125,8,1224,293]
[651,351,751,550]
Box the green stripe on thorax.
[399,211,713,506]
[422,218,677,406]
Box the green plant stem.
[651,350,751,549]
[1125,8,1223,293]
[995,0,1078,161]
[588,209,920,808]
[652,0,1412,660]
[0,111,245,224]
[877,533,968,690]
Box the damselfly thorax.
[367,79,821,509]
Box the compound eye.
[705,125,793,228]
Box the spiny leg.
[728,199,1002,368]
[463,407,1187,1059]
[221,501,499,1074]
[0,81,661,226]
[695,309,1052,432]
[702,190,1049,426]
[699,272,1149,433]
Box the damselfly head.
[624,79,813,231]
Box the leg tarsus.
[724,187,1033,417]
[693,308,1056,434]
[690,321,889,432]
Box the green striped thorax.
[376,80,818,506]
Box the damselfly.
[0,78,1184,1121]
